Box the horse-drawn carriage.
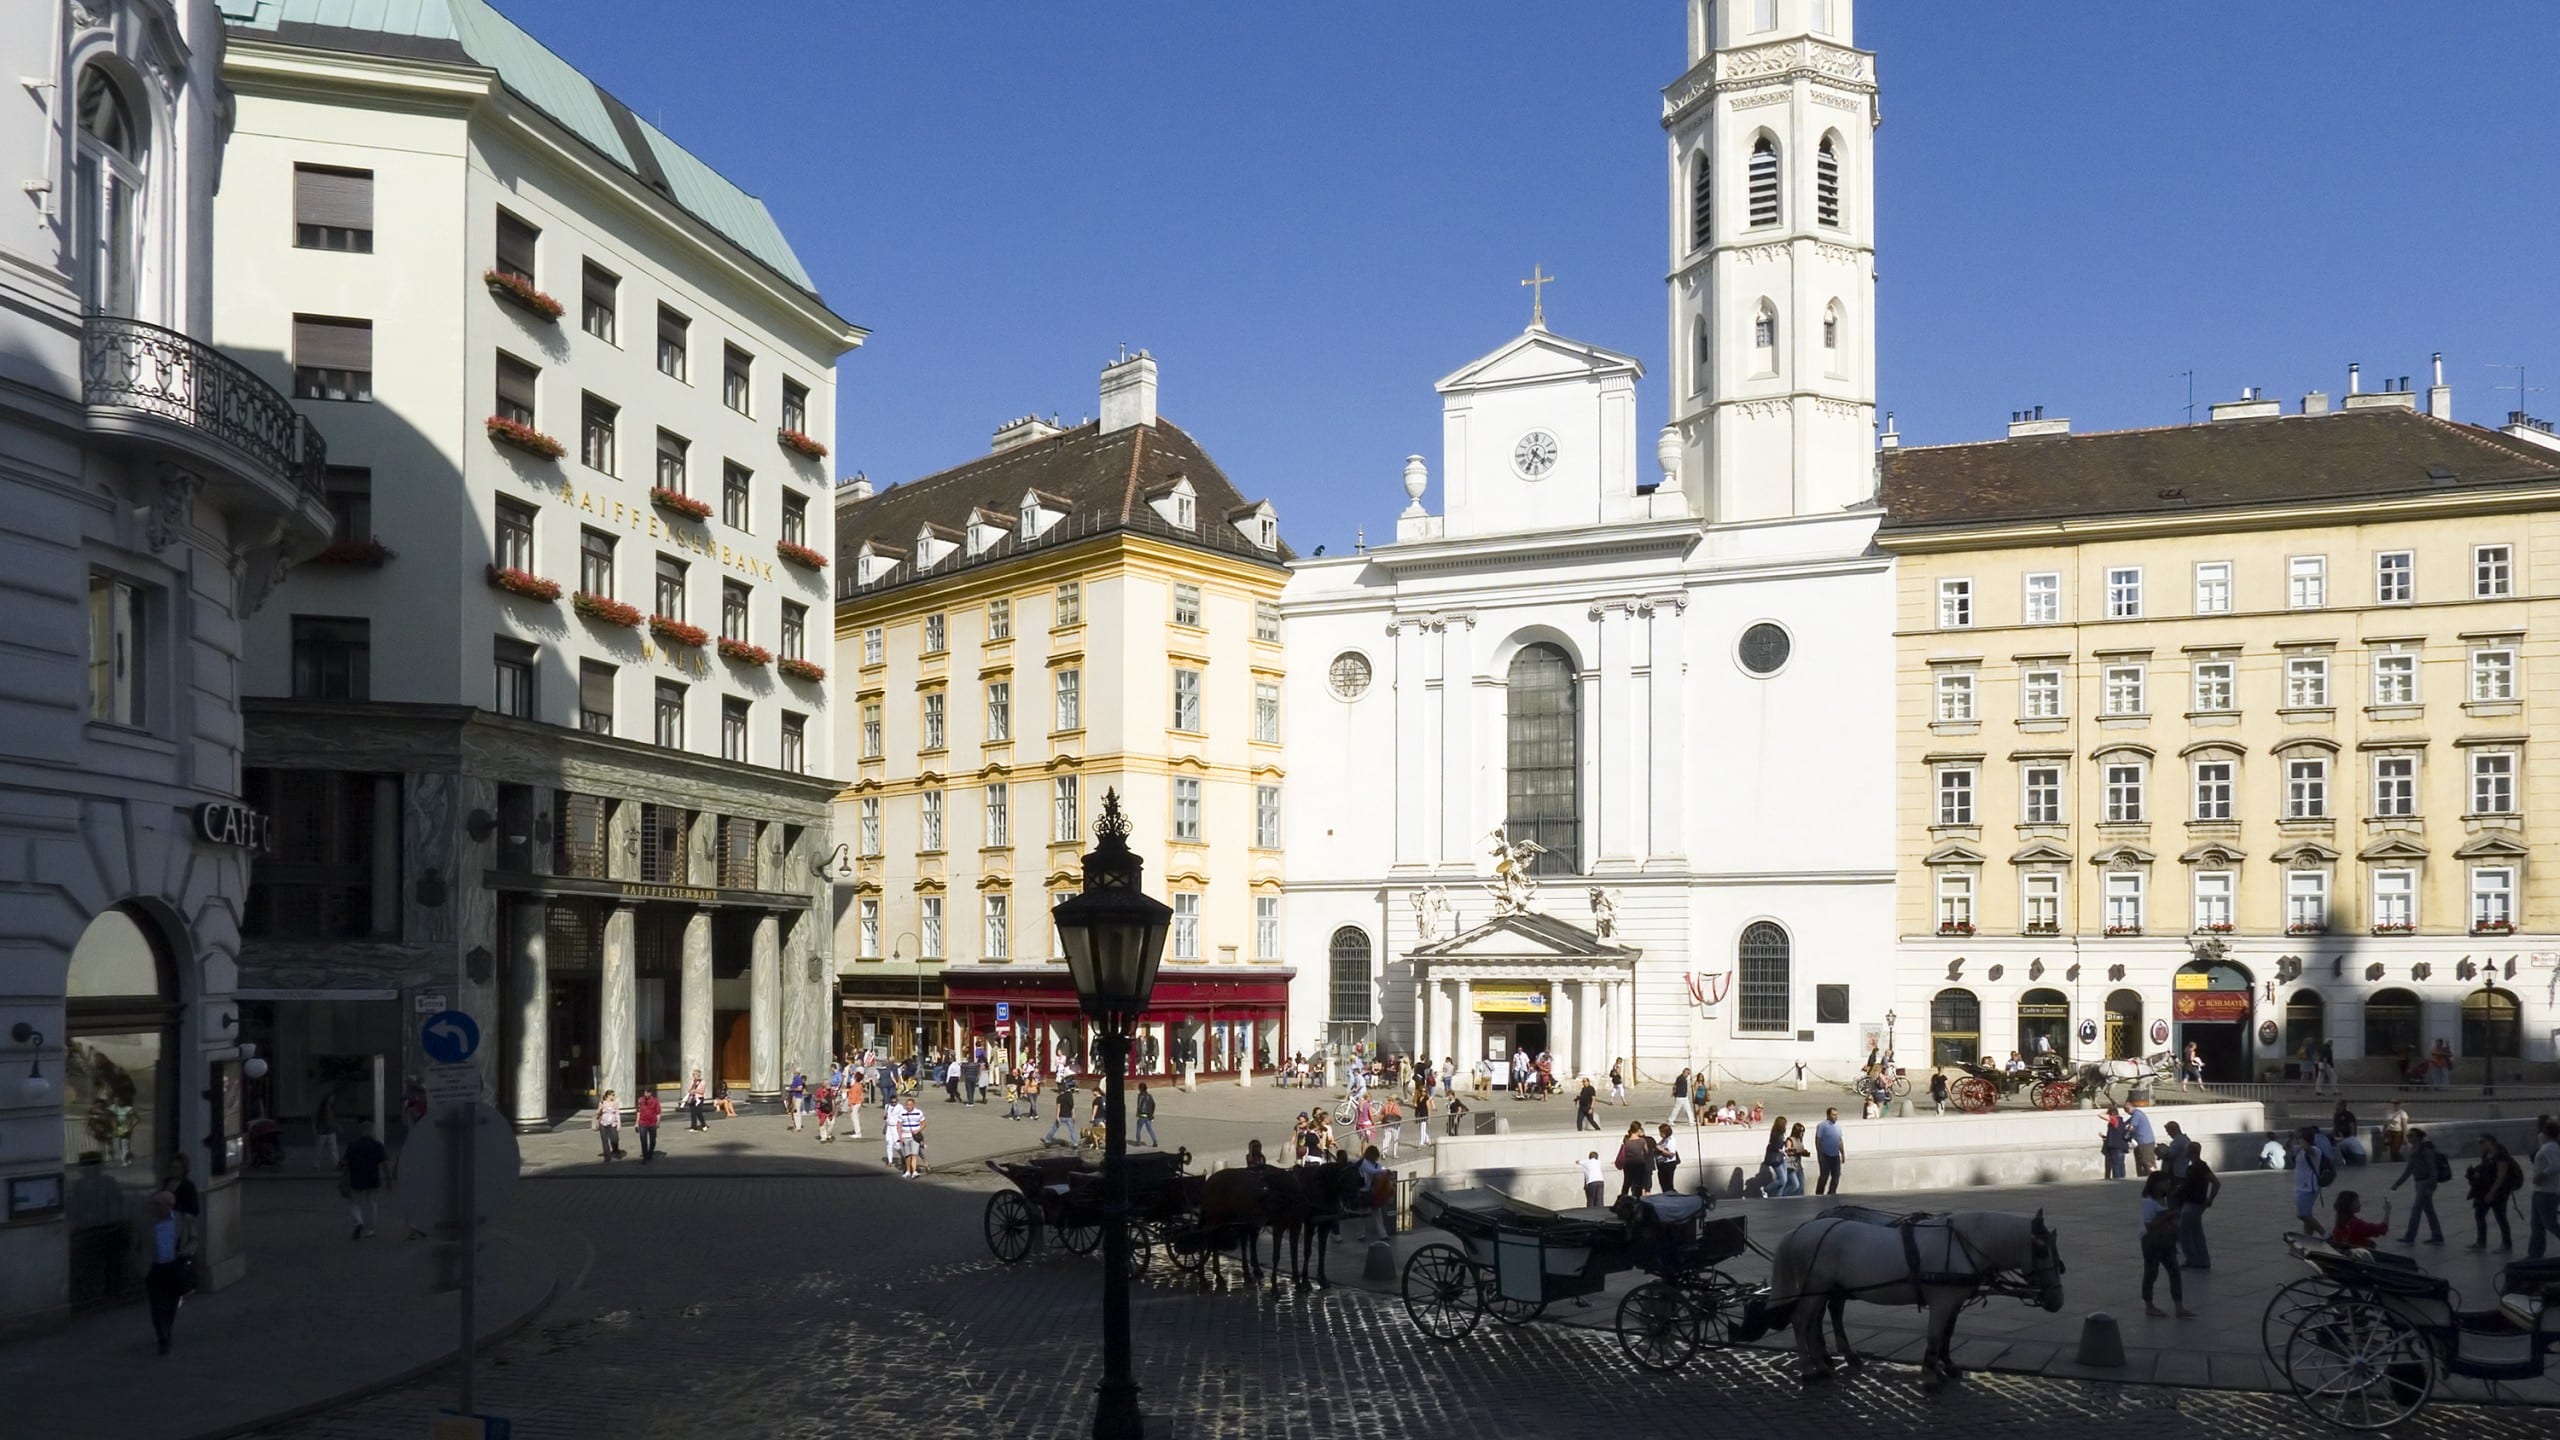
[2265,1233,2560,1428]
[1399,1187,1760,1370]
[981,1148,1211,1277]
[1944,1053,2173,1113]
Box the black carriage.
[982,1149,1202,1276]
[1613,1196,1760,1372]
[2268,1233,2560,1429]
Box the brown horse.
[1198,1157,1368,1290]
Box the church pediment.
[1435,326,1644,395]
[1411,910,1638,965]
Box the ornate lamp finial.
[1095,788,1131,843]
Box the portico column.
[1596,602,1638,865]
[779,912,815,1086]
[507,899,549,1132]
[600,905,637,1106]
[1578,979,1601,1079]
[1550,982,1575,1075]
[1615,979,1636,1081]
[749,911,781,1099]
[1645,597,1687,862]
[680,909,714,1098]
[1424,977,1447,1067]
[1453,978,1473,1073]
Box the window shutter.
[579,663,614,715]
[496,211,539,275]
[293,316,372,371]
[294,165,373,230]
[583,264,616,309]
[497,354,539,413]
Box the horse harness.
[1789,1208,2048,1312]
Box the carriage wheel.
[2032,1081,2072,1111]
[1480,1274,1546,1328]
[1401,1244,1483,1342]
[983,1190,1037,1263]
[1058,1218,1103,1256]
[2285,1296,2436,1431]
[1124,1227,1154,1281]
[1950,1077,1997,1114]
[1615,1281,1700,1372]
[2259,1277,2336,1378]
[1170,1233,1214,1278]
[1688,1272,1749,1348]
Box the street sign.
[396,1102,520,1232]
[424,1064,481,1108]
[421,1010,481,1064]
[415,991,449,1014]
[996,1002,1010,1024]
[2076,1019,2098,1045]
[2149,1018,2171,1046]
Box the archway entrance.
[62,904,182,1308]
[2284,991,2327,1066]
[2174,955,2254,1085]
[2104,989,2143,1060]
[2017,988,2070,1060]
[1929,987,1980,1067]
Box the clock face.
[1512,429,1560,479]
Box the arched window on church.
[1327,927,1373,1050]
[1505,643,1579,875]
[1816,135,1842,229]
[1748,136,1780,229]
[1737,921,1790,1032]
[1691,319,1710,397]
[1689,152,1711,251]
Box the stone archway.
[62,903,184,1308]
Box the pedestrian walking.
[2099,1105,2130,1180]
[636,1091,662,1161]
[1668,1068,1695,1125]
[1042,1078,1078,1148]
[2469,1135,2523,1250]
[683,1069,709,1131]
[1615,1121,1654,1202]
[786,1069,807,1132]
[1813,1107,1845,1196]
[143,1190,189,1355]
[1928,1071,1949,1116]
[896,1096,926,1178]
[2382,1100,2413,1163]
[814,1082,838,1143]
[1574,1079,1599,1132]
[340,1116,388,1237]
[2128,1104,2157,1177]
[311,1090,340,1171]
[2174,1139,2217,1269]
[881,1095,903,1169]
[1135,1083,1159,1148]
[1579,1151,1607,1208]
[593,1092,624,1163]
[2316,1040,2338,1097]
[843,1070,864,1140]
[1414,1085,1434,1149]
[2137,1171,2194,1319]
[1359,1146,1391,1240]
[2390,1127,2447,1244]
[1379,1096,1402,1158]
[1654,1124,1681,1196]
[2292,1127,2333,1235]
[1753,1117,1788,1198]
[1783,1122,1809,1197]
[2181,1041,2204,1092]
[2529,1119,2560,1259]
[1608,1059,1628,1106]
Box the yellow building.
[830,354,1294,1076]
[1877,390,2560,1083]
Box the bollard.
[2075,1312,2126,1368]
[1363,1241,1395,1284]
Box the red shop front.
[940,965,1296,1080]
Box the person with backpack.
[2098,1105,2131,1180]
[2389,1127,2447,1244]
[2293,1126,2332,1236]
[2173,1139,2219,1269]
[2469,1134,2524,1250]
[812,1080,837,1143]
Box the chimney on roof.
[2005,404,2069,438]
[2349,362,2362,396]
[2501,411,2560,454]
[2302,390,2331,416]
[1877,411,1899,449]
[2427,351,2453,420]
[2209,387,2282,422]
[991,415,1065,453]
[1100,348,1158,434]
[844,470,873,500]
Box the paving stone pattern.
[247,1168,2552,1440]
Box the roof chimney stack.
[2349,362,2362,396]
[2006,405,2070,438]
[844,470,873,500]
[1878,411,1899,449]
[2427,351,2453,420]
[1099,348,1158,434]
[991,414,1065,453]
[2209,386,2282,422]
[2302,390,2331,416]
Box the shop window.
[242,769,399,939]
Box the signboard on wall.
[1472,985,1547,1014]
[2173,991,2251,1022]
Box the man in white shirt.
[896,1097,927,1179]
[1578,1151,1607,1207]
[2529,1118,2560,1259]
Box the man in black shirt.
[341,1117,389,1240]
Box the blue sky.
[508,2,2560,553]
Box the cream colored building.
[1878,384,2560,1083]
[832,355,1296,1076]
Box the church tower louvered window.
[1748,136,1780,228]
[1690,154,1711,250]
[1816,136,1841,227]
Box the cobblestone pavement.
[242,1166,2552,1440]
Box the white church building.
[1280,0,1896,1082]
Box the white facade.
[0,0,334,1327]
[1278,3,1897,1081]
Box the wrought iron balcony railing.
[81,313,327,501]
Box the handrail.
[81,312,328,501]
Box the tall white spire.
[1663,0,1878,522]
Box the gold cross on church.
[1521,265,1555,327]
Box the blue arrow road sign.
[421,1010,481,1065]
[996,1002,1010,1024]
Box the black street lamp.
[1050,790,1171,1440]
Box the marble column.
[507,899,549,1133]
[1578,979,1601,1079]
[1550,982,1575,1074]
[1452,978,1473,1073]
[750,911,781,1098]
[1645,598,1687,862]
[600,905,637,1106]
[1596,603,1637,864]
[1438,618,1475,864]
[1421,975,1443,1063]
[680,909,714,1097]
[779,912,816,1086]
[1393,619,1430,867]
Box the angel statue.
[1484,828,1546,916]
[1409,885,1454,943]
[1587,887,1619,939]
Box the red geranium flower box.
[651,486,713,522]
[777,428,829,460]
[573,591,642,628]
[486,415,564,460]
[2472,920,2515,936]
[484,268,564,321]
[778,656,826,683]
[486,566,562,603]
[777,540,828,571]
[649,615,707,648]
[718,637,771,668]
[309,537,396,567]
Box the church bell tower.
[1663,0,1879,522]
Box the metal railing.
[81,313,327,500]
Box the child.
[2330,1190,2393,1250]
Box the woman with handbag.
[594,1090,624,1161]
[1614,1120,1655,1203]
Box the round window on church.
[1737,622,1792,676]
[1328,651,1373,701]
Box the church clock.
[1511,429,1559,479]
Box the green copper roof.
[220,0,822,298]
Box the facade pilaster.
[1394,618,1432,866]
[600,904,637,1105]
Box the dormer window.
[914,524,954,569]
[1150,477,1198,532]
[1258,516,1277,549]
[1018,507,1039,542]
[1230,501,1280,552]
[1174,494,1194,528]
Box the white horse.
[1743,1207,2066,1389]
[2075,1051,2180,1103]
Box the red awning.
[942,974,1292,1008]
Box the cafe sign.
[192,802,272,852]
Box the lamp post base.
[1093,1378,1144,1440]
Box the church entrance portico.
[1410,912,1638,1083]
